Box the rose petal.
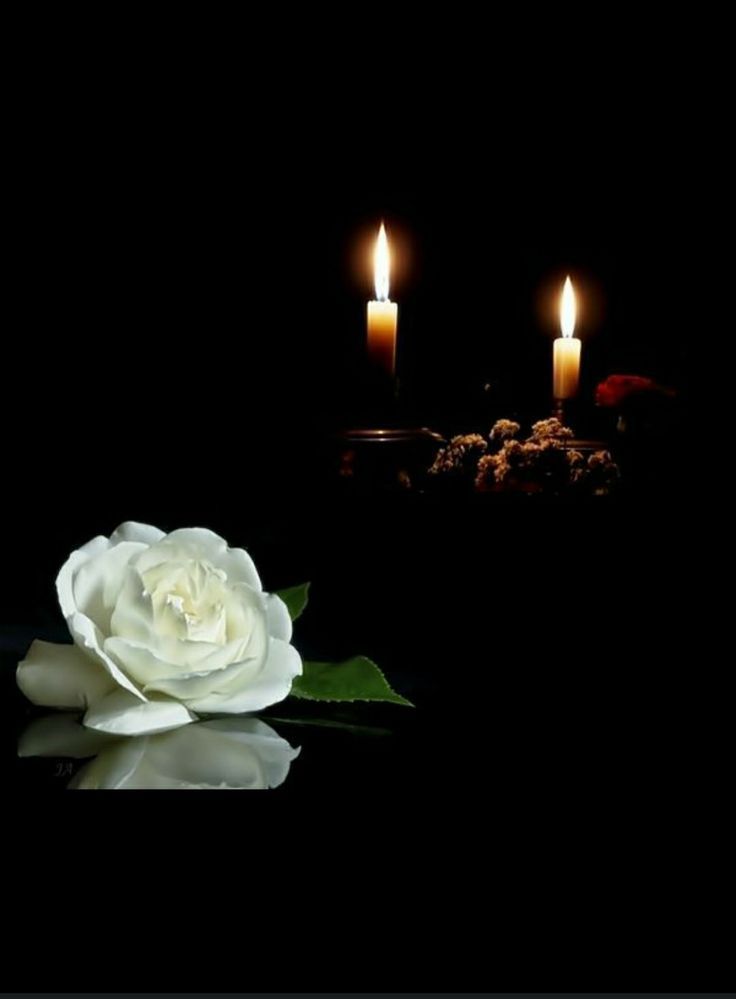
[186,637,302,714]
[103,635,177,686]
[110,572,268,673]
[214,546,263,592]
[56,535,109,619]
[223,583,268,646]
[18,713,117,758]
[72,541,148,634]
[108,522,166,546]
[109,567,156,645]
[133,528,262,592]
[133,527,226,573]
[141,654,260,700]
[71,612,146,701]
[266,593,293,642]
[16,640,116,709]
[83,689,196,736]
[104,634,252,688]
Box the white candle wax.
[367,300,398,376]
[367,222,398,377]
[553,336,581,398]
[553,275,581,399]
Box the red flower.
[595,374,656,408]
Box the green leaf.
[275,582,310,621]
[290,656,413,707]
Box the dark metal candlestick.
[335,426,445,490]
[553,398,566,424]
[551,396,610,458]
[336,362,443,489]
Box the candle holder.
[337,357,445,491]
[335,424,445,492]
[551,397,611,462]
[553,397,567,425]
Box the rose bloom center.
[141,558,237,647]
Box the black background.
[6,119,693,596]
[2,16,724,995]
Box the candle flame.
[374,222,390,301]
[560,276,576,338]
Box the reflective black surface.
[3,488,728,990]
[2,489,717,797]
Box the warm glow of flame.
[560,275,576,338]
[374,222,390,301]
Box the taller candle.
[553,275,581,399]
[367,222,398,377]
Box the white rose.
[17,522,302,736]
[19,714,299,790]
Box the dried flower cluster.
[428,433,488,476]
[430,418,619,495]
[489,419,521,443]
[529,418,573,442]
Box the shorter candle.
[367,222,398,376]
[553,275,581,399]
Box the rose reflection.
[18,714,299,790]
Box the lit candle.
[553,275,581,399]
[367,222,398,377]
